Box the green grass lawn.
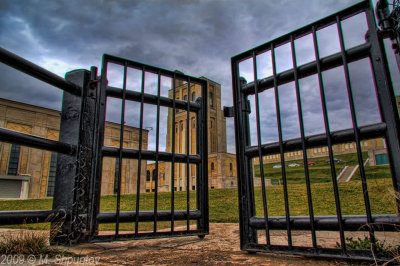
[252,152,392,184]
[0,177,397,231]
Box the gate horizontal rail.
[107,86,201,112]
[241,43,371,95]
[97,210,202,223]
[0,47,81,96]
[0,210,66,225]
[102,147,201,163]
[0,127,76,155]
[249,215,400,231]
[245,122,386,157]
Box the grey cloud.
[1,0,396,155]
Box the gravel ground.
[47,223,400,265]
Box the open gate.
[89,55,209,242]
[0,50,209,243]
[229,0,400,261]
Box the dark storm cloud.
[2,0,396,153]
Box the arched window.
[191,92,196,101]
[184,94,188,101]
[209,92,213,107]
[152,169,157,181]
[146,170,150,181]
[211,162,215,171]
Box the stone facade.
[258,139,387,166]
[0,98,148,198]
[145,76,237,191]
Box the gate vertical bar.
[290,35,317,250]
[153,70,162,233]
[135,68,146,235]
[186,78,191,232]
[171,73,177,233]
[196,80,208,235]
[251,52,271,246]
[271,43,292,247]
[336,15,376,252]
[366,3,400,210]
[311,25,346,253]
[115,63,128,237]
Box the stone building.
[259,139,387,166]
[145,76,237,192]
[257,94,400,166]
[0,98,148,199]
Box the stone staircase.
[337,165,358,182]
[336,159,369,182]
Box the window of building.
[146,170,151,181]
[211,186,215,189]
[7,144,20,175]
[230,163,233,171]
[152,169,156,181]
[46,152,57,197]
[191,92,196,101]
[174,187,177,191]
[179,187,182,191]
[114,158,120,194]
[211,162,215,171]
[192,186,195,190]
[209,92,214,107]
[184,94,188,101]
[210,120,213,129]
[192,118,196,128]
[152,189,156,192]
[146,189,150,192]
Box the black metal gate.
[89,54,209,242]
[0,50,208,243]
[229,0,400,261]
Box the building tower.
[146,75,236,192]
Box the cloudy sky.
[1,0,399,153]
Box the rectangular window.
[7,144,20,175]
[46,153,57,197]
[114,158,120,194]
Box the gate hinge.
[243,100,251,113]
[223,106,235,117]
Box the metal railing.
[0,47,81,227]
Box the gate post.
[231,60,257,250]
[51,68,98,244]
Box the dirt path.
[55,223,383,265]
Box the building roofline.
[199,76,221,85]
[0,97,146,131]
[0,97,60,115]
